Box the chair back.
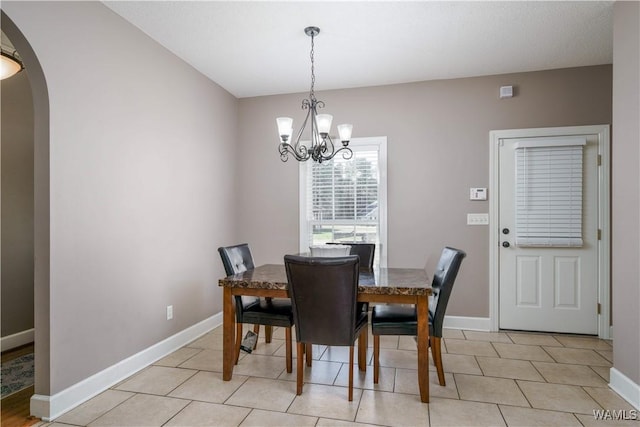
[429,247,466,337]
[218,244,259,321]
[284,255,360,346]
[218,243,255,275]
[328,242,376,271]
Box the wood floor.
[1,344,40,427]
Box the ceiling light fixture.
[276,26,353,163]
[0,49,24,80]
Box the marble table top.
[219,264,432,296]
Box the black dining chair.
[328,242,375,316]
[327,242,376,270]
[371,246,466,386]
[284,254,368,401]
[218,243,293,372]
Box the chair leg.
[296,342,305,395]
[305,343,312,367]
[235,323,243,364]
[431,336,446,386]
[265,325,273,343]
[285,327,292,373]
[348,345,355,401]
[252,324,260,349]
[373,335,380,384]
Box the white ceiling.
[103,1,613,99]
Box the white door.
[497,129,602,334]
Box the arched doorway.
[1,10,51,418]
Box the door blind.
[514,137,586,247]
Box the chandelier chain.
[309,32,316,101]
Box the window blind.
[304,146,380,249]
[514,137,586,247]
[308,150,379,221]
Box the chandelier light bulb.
[337,124,353,144]
[276,117,293,142]
[316,114,333,136]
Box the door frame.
[489,125,611,339]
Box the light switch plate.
[467,213,489,225]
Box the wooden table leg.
[223,287,235,381]
[416,295,430,403]
[358,329,368,371]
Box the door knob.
[502,228,510,234]
[502,241,510,248]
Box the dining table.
[218,263,433,402]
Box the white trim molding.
[443,316,491,332]
[31,313,222,421]
[1,328,35,351]
[609,368,640,410]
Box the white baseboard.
[1,328,35,351]
[31,313,222,421]
[443,315,491,331]
[609,367,640,410]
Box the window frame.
[299,136,388,267]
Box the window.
[299,137,387,266]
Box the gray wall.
[237,66,612,318]
[4,0,639,408]
[1,68,34,338]
[2,1,238,394]
[612,0,640,386]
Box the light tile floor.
[39,325,639,426]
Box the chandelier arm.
[310,129,319,162]
[310,105,318,146]
[338,146,354,160]
[311,101,328,157]
[279,142,310,162]
[279,145,291,162]
[323,134,336,158]
[291,103,313,156]
[324,145,354,162]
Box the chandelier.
[0,49,24,80]
[276,27,353,163]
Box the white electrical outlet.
[467,213,489,225]
[166,305,173,320]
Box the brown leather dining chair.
[284,254,368,401]
[218,243,293,373]
[328,242,375,316]
[371,246,466,386]
[327,242,376,270]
